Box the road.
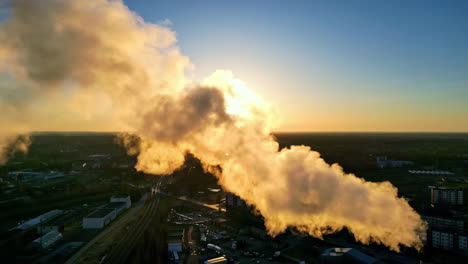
[65,192,149,264]
[101,177,164,264]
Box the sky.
[121,0,468,132]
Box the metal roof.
[33,230,63,249]
[85,208,115,218]
[16,210,63,230]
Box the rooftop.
[16,209,63,230]
[86,208,115,218]
[103,202,127,210]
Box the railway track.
[102,177,163,264]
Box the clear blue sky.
[127,1,467,131]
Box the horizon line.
[29,130,468,134]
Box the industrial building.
[83,209,116,229]
[15,210,63,231]
[7,171,65,181]
[31,230,63,249]
[376,156,413,168]
[110,196,131,209]
[226,193,245,209]
[320,248,378,264]
[430,187,464,205]
[82,197,131,229]
[36,210,79,234]
[226,192,252,211]
[167,228,184,253]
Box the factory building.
[7,171,64,181]
[320,248,378,264]
[167,228,184,253]
[15,210,63,231]
[82,197,131,229]
[225,192,264,225]
[31,230,63,249]
[226,193,251,211]
[430,187,464,205]
[376,156,413,168]
[110,196,131,209]
[83,209,116,229]
[37,210,79,235]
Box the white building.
[32,230,63,249]
[15,209,63,230]
[376,156,414,168]
[110,196,131,208]
[82,197,131,229]
[83,209,116,229]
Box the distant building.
[31,230,63,249]
[7,171,64,181]
[82,197,131,228]
[422,215,464,233]
[430,187,464,205]
[426,230,467,254]
[226,193,250,211]
[88,154,111,159]
[376,156,414,169]
[225,192,263,224]
[408,170,453,175]
[110,196,131,209]
[14,210,63,231]
[320,248,378,264]
[168,251,180,264]
[83,209,116,229]
[167,228,184,253]
[71,159,105,170]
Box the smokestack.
[0,0,426,251]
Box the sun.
[202,70,268,121]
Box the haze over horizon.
[1,1,467,132]
[125,0,468,133]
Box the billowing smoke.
[0,134,31,165]
[0,0,426,251]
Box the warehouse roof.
[86,208,115,218]
[33,230,63,249]
[16,210,63,230]
[103,202,127,210]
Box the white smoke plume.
[0,0,426,251]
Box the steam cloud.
[0,0,426,251]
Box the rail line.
[102,176,163,264]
